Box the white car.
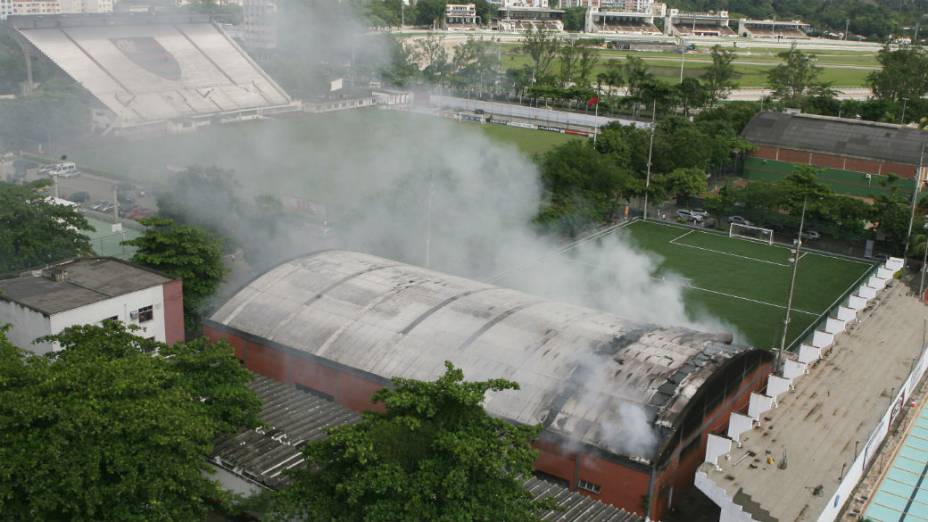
[800,230,821,240]
[677,209,704,222]
[728,215,752,226]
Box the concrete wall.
[50,285,168,347]
[162,279,185,345]
[0,300,53,352]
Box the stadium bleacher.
[10,14,294,131]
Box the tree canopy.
[868,45,928,103]
[0,323,260,521]
[0,180,93,273]
[123,217,225,329]
[269,362,548,522]
[766,46,835,106]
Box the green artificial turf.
[618,220,875,349]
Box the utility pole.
[112,185,119,224]
[425,171,433,268]
[643,100,657,220]
[777,197,807,371]
[904,143,926,256]
[901,98,909,125]
[678,17,695,84]
[844,18,850,40]
[592,99,599,146]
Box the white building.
[241,0,277,49]
[0,257,185,354]
[445,3,477,25]
[0,0,112,19]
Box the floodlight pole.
[777,197,807,371]
[643,100,657,220]
[425,171,433,268]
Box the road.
[23,168,158,215]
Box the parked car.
[691,209,709,218]
[800,230,821,240]
[677,209,704,222]
[41,162,80,178]
[728,215,752,226]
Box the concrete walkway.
[705,281,927,521]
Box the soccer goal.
[729,223,774,245]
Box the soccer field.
[613,220,875,350]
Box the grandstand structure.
[6,13,298,136]
[585,0,664,35]
[737,18,810,39]
[497,6,564,32]
[664,9,734,37]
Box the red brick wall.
[778,148,812,164]
[749,148,919,180]
[203,325,770,518]
[752,146,779,160]
[810,152,845,170]
[648,360,773,520]
[162,279,184,345]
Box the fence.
[743,157,916,199]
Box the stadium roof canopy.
[8,14,292,128]
[214,375,645,522]
[210,250,765,465]
[742,112,928,165]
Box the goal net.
[729,223,774,245]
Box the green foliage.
[123,217,225,328]
[563,6,586,31]
[868,45,928,103]
[521,27,561,85]
[0,323,259,521]
[450,37,501,96]
[702,45,739,106]
[0,180,93,273]
[766,45,835,105]
[413,0,446,27]
[662,167,708,202]
[269,362,547,522]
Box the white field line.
[669,234,793,268]
[572,260,818,316]
[788,262,877,348]
[669,229,695,243]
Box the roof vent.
[46,269,69,282]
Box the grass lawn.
[67,109,574,180]
[607,220,875,349]
[467,121,578,156]
[501,46,877,87]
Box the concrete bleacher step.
[733,489,778,522]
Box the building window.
[136,305,154,323]
[577,479,601,494]
[101,315,118,323]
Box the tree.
[663,167,708,203]
[868,45,928,103]
[269,362,549,522]
[563,6,586,31]
[676,78,707,118]
[123,217,225,329]
[413,33,451,85]
[450,38,500,97]
[521,26,560,85]
[575,40,601,88]
[0,180,93,273]
[413,0,446,27]
[766,45,835,105]
[0,322,259,521]
[702,45,739,106]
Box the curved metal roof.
[211,251,755,463]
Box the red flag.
[587,96,599,108]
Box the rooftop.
[703,282,927,520]
[0,257,172,315]
[213,375,644,522]
[209,250,763,465]
[743,112,928,166]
